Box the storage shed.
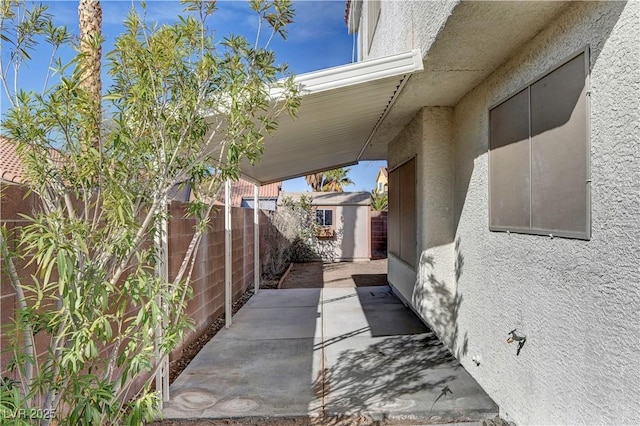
[278,191,372,262]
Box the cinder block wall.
[1,188,273,374]
[167,202,265,360]
[0,183,39,373]
[370,210,387,259]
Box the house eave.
[362,1,573,160]
[207,49,423,185]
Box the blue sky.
[0,0,386,193]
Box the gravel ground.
[280,260,388,289]
[154,415,390,425]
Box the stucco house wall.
[449,3,639,423]
[383,1,639,424]
[359,0,456,61]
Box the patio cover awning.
[206,49,423,185]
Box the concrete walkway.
[163,264,498,422]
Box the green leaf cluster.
[370,190,388,211]
[0,0,299,424]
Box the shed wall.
[332,204,370,262]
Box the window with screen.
[388,157,416,267]
[489,50,590,239]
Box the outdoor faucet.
[507,329,526,356]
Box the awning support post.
[254,184,260,294]
[154,196,170,404]
[225,179,232,328]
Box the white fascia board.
[270,49,423,98]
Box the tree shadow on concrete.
[351,273,388,287]
[315,332,459,415]
[412,237,468,359]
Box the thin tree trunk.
[0,233,34,401]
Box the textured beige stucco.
[361,0,457,60]
[387,1,639,424]
[362,0,572,160]
[334,205,370,261]
[388,106,460,356]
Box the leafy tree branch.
[0,0,299,424]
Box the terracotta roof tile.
[380,166,388,178]
[0,136,26,184]
[1,137,280,206]
[230,179,281,207]
[345,0,351,25]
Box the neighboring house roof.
[0,137,278,208]
[1,136,65,185]
[278,191,371,206]
[231,179,281,207]
[0,136,25,184]
[380,167,388,178]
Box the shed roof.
[278,191,371,206]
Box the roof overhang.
[363,1,573,159]
[206,49,423,185]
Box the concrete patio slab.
[163,261,498,422]
[354,286,404,305]
[321,285,401,306]
[165,338,323,418]
[320,333,496,421]
[215,306,321,340]
[243,288,322,308]
[322,288,428,338]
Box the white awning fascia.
[208,49,423,185]
[255,160,359,186]
[270,48,422,96]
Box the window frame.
[488,47,591,240]
[315,207,336,228]
[388,156,417,267]
[367,0,381,54]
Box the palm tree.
[370,190,388,211]
[321,168,354,192]
[304,172,324,192]
[305,168,354,192]
[78,0,102,147]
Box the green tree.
[0,0,299,424]
[322,168,354,192]
[304,167,354,192]
[370,190,388,211]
